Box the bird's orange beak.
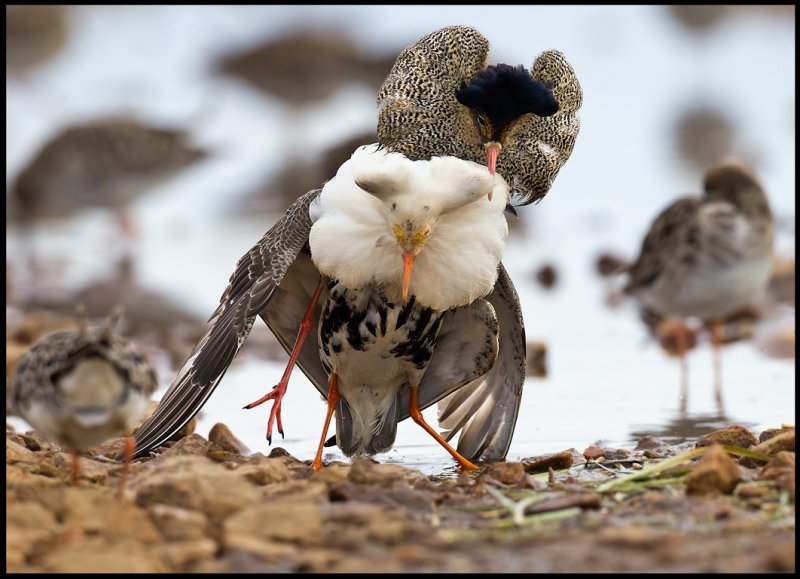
[484,142,501,201]
[401,252,415,306]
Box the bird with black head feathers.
[455,64,559,175]
[128,26,582,469]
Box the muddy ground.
[6,420,794,573]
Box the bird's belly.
[318,284,444,396]
[644,251,773,319]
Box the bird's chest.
[318,283,444,388]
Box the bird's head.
[455,64,559,174]
[353,153,507,305]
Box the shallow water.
[6,6,795,474]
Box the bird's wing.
[130,188,321,458]
[501,50,583,205]
[624,196,703,294]
[398,296,499,409]
[435,263,526,461]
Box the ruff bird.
[306,145,509,469]
[625,162,774,412]
[129,26,582,465]
[11,118,205,233]
[12,307,158,483]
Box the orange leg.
[676,322,689,416]
[71,450,81,484]
[244,279,324,444]
[409,387,479,471]
[312,373,340,471]
[711,319,725,413]
[116,436,135,499]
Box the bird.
[217,27,397,106]
[377,26,582,205]
[6,5,68,74]
[306,145,509,469]
[12,306,159,484]
[11,117,206,232]
[624,162,774,413]
[128,25,582,466]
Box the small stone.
[583,446,606,460]
[208,423,250,455]
[154,539,218,569]
[734,484,771,499]
[635,435,666,450]
[158,433,209,458]
[6,438,38,464]
[147,504,210,542]
[133,455,261,525]
[696,425,758,449]
[224,500,323,544]
[759,426,794,443]
[347,456,425,485]
[751,430,795,457]
[40,538,167,573]
[685,444,742,495]
[234,457,294,486]
[481,461,525,485]
[521,451,573,474]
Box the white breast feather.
[309,146,509,311]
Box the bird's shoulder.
[626,196,703,292]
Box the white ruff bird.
[307,145,509,469]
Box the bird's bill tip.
[485,142,501,201]
[401,252,416,306]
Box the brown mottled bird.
[12,307,159,483]
[217,28,397,105]
[6,5,68,73]
[129,25,582,467]
[625,162,774,413]
[11,118,206,230]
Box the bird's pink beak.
[484,142,501,201]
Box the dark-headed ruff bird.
[625,162,774,412]
[12,308,158,482]
[129,26,582,466]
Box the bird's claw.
[244,382,288,445]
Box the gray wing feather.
[436,263,526,461]
[131,189,320,458]
[395,297,499,432]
